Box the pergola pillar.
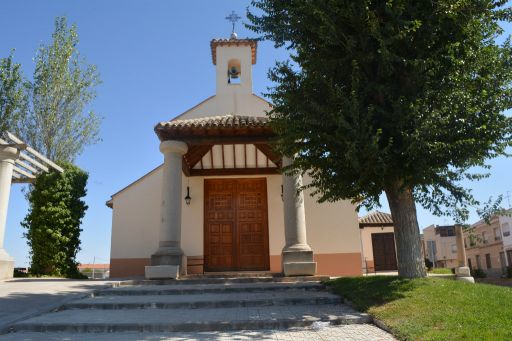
[281,156,316,276]
[146,140,188,279]
[0,146,20,279]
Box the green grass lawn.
[326,276,512,341]
[428,267,453,275]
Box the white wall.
[174,94,271,120]
[110,167,163,259]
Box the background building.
[465,213,510,277]
[423,225,458,269]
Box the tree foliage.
[22,162,88,278]
[14,16,101,162]
[248,0,512,277]
[0,51,26,135]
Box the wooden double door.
[204,178,270,272]
[371,232,398,271]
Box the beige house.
[359,211,397,273]
[107,35,363,278]
[423,225,458,269]
[465,213,511,276]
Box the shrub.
[22,162,88,278]
[471,269,487,278]
[506,266,512,279]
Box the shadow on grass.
[325,276,421,311]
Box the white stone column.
[0,146,20,280]
[281,156,316,276]
[146,140,188,279]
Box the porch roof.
[155,115,281,177]
[155,114,273,143]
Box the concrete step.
[13,304,370,333]
[118,275,330,286]
[97,281,325,296]
[63,291,342,310]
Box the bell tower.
[211,11,257,97]
[211,37,257,96]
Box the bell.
[229,66,239,79]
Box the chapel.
[107,32,363,278]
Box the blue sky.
[1,1,511,267]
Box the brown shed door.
[372,233,398,271]
[204,178,269,272]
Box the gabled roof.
[359,211,394,228]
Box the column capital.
[159,140,188,155]
[0,146,20,163]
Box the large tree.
[248,0,512,277]
[15,16,101,162]
[0,52,26,135]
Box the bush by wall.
[22,162,88,278]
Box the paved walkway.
[0,277,395,340]
[0,324,394,340]
[0,278,113,332]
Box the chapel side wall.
[109,167,163,277]
[302,176,362,276]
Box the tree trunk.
[385,181,427,278]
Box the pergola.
[0,131,63,279]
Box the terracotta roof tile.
[359,211,394,227]
[210,38,258,65]
[157,115,269,130]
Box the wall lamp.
[185,186,192,205]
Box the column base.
[145,265,179,279]
[455,266,475,283]
[282,250,316,276]
[0,249,14,280]
[151,246,183,266]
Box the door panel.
[204,178,269,272]
[204,180,236,271]
[372,232,398,271]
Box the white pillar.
[0,146,19,280]
[281,156,316,276]
[147,140,188,279]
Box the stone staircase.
[4,274,373,339]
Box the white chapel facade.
[107,35,362,278]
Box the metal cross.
[225,10,241,34]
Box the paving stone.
[0,325,395,340]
